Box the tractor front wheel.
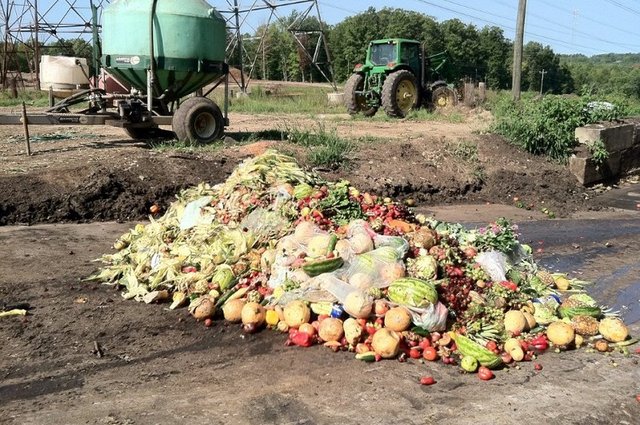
[344,73,378,117]
[431,86,458,109]
[381,69,419,118]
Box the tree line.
[3,7,640,98]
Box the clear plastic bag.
[340,246,406,288]
[475,250,509,282]
[407,302,448,332]
[240,208,289,243]
[178,196,214,230]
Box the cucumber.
[302,256,344,277]
[355,351,376,362]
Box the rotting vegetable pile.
[90,150,637,383]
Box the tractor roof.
[370,38,420,45]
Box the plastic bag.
[407,302,448,332]
[340,246,406,288]
[239,208,289,243]
[373,234,410,258]
[475,250,509,282]
[179,196,213,230]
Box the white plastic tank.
[40,55,90,90]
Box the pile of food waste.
[90,150,636,382]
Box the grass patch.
[0,89,50,107]
[446,140,479,163]
[148,139,223,153]
[211,84,344,115]
[285,122,354,169]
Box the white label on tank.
[130,56,140,65]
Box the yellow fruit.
[598,317,629,343]
[546,321,575,347]
[554,276,571,291]
[384,307,412,332]
[265,310,280,326]
[504,310,527,334]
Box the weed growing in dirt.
[447,140,479,163]
[586,139,610,167]
[149,139,223,153]
[406,109,465,123]
[285,122,354,169]
[491,92,627,162]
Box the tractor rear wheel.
[344,73,378,117]
[381,70,419,118]
[431,86,457,108]
[172,97,224,144]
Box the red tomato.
[204,318,213,328]
[534,363,543,371]
[409,348,422,359]
[500,352,513,364]
[478,366,494,381]
[423,346,438,361]
[419,376,436,385]
[419,339,432,349]
[485,340,498,351]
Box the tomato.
[419,338,432,350]
[423,346,438,361]
[534,363,543,371]
[204,318,213,328]
[500,352,513,364]
[181,266,197,273]
[478,366,494,381]
[499,281,518,291]
[409,348,422,359]
[419,376,436,386]
[485,340,498,351]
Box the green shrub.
[491,93,627,162]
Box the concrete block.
[620,144,640,174]
[569,150,622,185]
[575,123,635,152]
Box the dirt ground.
[1,107,639,424]
[0,109,612,226]
[0,218,639,425]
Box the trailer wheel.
[173,97,224,144]
[344,73,378,117]
[381,70,419,118]
[431,86,457,108]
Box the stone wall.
[569,122,640,185]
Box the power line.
[537,0,640,38]
[412,0,610,54]
[602,0,640,18]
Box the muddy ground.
[0,109,610,226]
[1,107,639,424]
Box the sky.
[12,0,640,56]
[287,0,640,56]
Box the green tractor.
[344,38,457,118]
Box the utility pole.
[539,69,547,95]
[512,0,527,100]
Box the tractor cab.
[361,39,422,76]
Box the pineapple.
[571,315,599,336]
[560,297,586,309]
[536,270,555,287]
